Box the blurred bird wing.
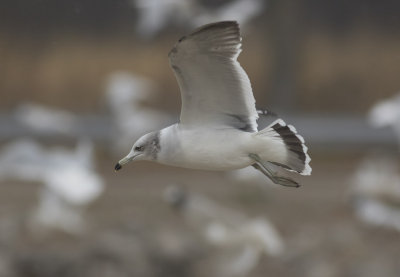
[168,21,258,132]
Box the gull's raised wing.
[168,21,258,132]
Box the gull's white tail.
[255,119,312,175]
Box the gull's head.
[114,131,160,171]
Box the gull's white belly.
[158,125,254,170]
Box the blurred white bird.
[350,94,400,231]
[353,197,400,232]
[105,72,172,155]
[350,156,400,232]
[193,0,264,28]
[132,0,264,39]
[13,102,79,136]
[106,72,157,109]
[133,0,197,38]
[0,139,104,235]
[164,186,284,276]
[368,93,400,146]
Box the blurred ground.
[0,152,399,277]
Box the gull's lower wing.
[168,21,258,132]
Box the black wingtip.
[271,120,311,175]
[114,163,122,171]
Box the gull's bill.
[114,163,122,171]
[114,154,137,171]
[169,21,258,132]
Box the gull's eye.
[135,146,144,152]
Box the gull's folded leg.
[249,153,300,188]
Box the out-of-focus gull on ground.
[0,139,104,235]
[350,156,400,232]
[105,72,172,154]
[164,186,284,276]
[368,93,400,146]
[13,102,79,136]
[349,94,400,231]
[132,0,264,39]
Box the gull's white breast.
[157,124,254,170]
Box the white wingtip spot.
[301,154,312,175]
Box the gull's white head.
[115,131,161,171]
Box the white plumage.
[169,21,258,130]
[116,21,311,187]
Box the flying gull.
[115,21,311,187]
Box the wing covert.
[169,21,258,132]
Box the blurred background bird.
[0,139,104,235]
[164,186,284,276]
[104,72,173,155]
